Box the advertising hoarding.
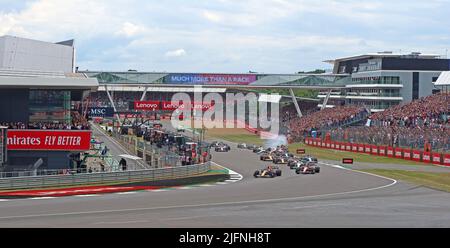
[7,130,92,151]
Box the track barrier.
[304,137,450,166]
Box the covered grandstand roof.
[435,71,450,86]
[0,69,98,90]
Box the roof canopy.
[435,71,450,86]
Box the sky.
[1,0,450,73]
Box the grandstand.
[290,92,449,152]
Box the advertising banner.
[335,142,340,150]
[326,142,331,148]
[346,143,351,151]
[134,101,160,110]
[352,143,358,152]
[330,142,335,149]
[87,107,115,118]
[358,144,364,153]
[387,147,394,157]
[412,150,422,161]
[371,145,378,155]
[422,152,431,163]
[7,130,91,151]
[432,153,442,165]
[444,154,450,166]
[165,73,257,85]
[379,146,386,156]
[134,101,214,111]
[394,148,403,158]
[364,145,371,154]
[403,149,411,160]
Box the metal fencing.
[0,162,211,190]
[113,132,182,168]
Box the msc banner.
[88,107,114,118]
[7,130,92,151]
[165,73,257,85]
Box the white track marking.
[148,189,169,192]
[93,220,149,225]
[319,162,398,185]
[73,195,97,197]
[29,197,57,200]
[215,182,228,185]
[281,203,348,210]
[116,192,137,195]
[0,199,10,202]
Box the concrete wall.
[0,36,74,73]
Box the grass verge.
[361,169,450,192]
[205,128,265,145]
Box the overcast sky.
[1,0,449,73]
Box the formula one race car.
[273,155,289,164]
[254,165,282,178]
[215,143,231,152]
[260,153,274,161]
[289,156,318,169]
[209,141,220,148]
[246,144,257,150]
[295,162,320,174]
[253,146,264,153]
[287,157,300,168]
[237,143,248,149]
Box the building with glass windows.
[320,52,450,112]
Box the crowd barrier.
[304,137,450,166]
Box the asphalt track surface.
[0,125,449,227]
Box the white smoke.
[264,135,287,148]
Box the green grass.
[288,143,432,166]
[362,169,450,192]
[204,128,265,146]
[207,134,265,146]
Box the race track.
[0,126,449,227]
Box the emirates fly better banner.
[7,130,92,151]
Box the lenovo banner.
[134,101,214,111]
[134,101,160,110]
[7,130,91,151]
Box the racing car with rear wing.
[254,165,282,178]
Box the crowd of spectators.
[1,111,90,130]
[369,92,449,128]
[321,93,450,152]
[287,105,369,141]
[329,125,450,152]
